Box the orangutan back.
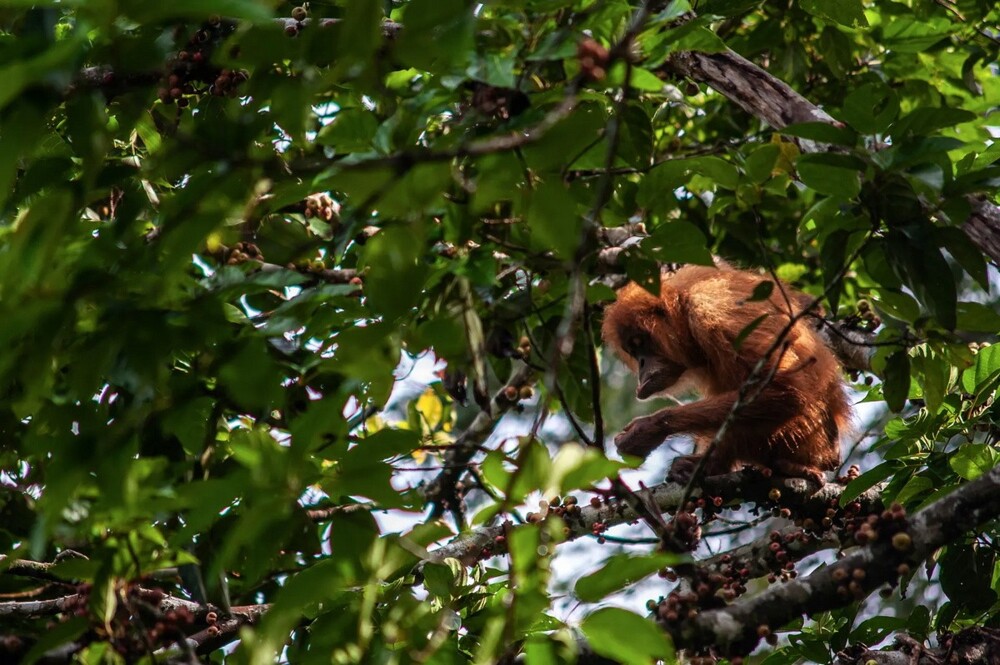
[602,264,849,485]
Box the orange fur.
[602,264,849,484]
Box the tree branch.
[673,463,1000,656]
[429,470,882,564]
[837,626,1000,665]
[662,49,1000,265]
[423,363,536,518]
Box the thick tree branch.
[672,463,1000,656]
[0,556,66,583]
[698,524,841,582]
[837,627,1000,665]
[666,50,836,129]
[430,471,882,564]
[0,582,265,661]
[965,196,1000,265]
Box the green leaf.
[797,154,863,199]
[471,152,524,213]
[396,0,474,72]
[910,349,948,413]
[527,180,583,259]
[23,617,89,665]
[935,226,989,291]
[874,290,920,324]
[894,474,932,507]
[0,103,47,210]
[850,615,907,646]
[862,240,902,289]
[696,0,759,16]
[218,340,285,411]
[523,103,606,172]
[162,397,216,456]
[744,144,780,183]
[336,0,384,67]
[616,103,654,167]
[508,438,554,503]
[628,67,666,92]
[361,226,429,320]
[840,82,899,134]
[892,107,977,138]
[581,608,674,665]
[0,34,86,114]
[840,462,898,505]
[575,553,680,602]
[671,25,727,52]
[818,26,854,79]
[423,562,456,598]
[747,280,774,301]
[556,448,625,493]
[819,229,849,314]
[939,545,997,612]
[882,16,955,53]
[882,350,911,412]
[907,605,932,638]
[692,156,740,190]
[781,122,857,147]
[908,248,958,331]
[318,108,380,152]
[949,444,1000,481]
[800,0,868,27]
[961,345,1000,394]
[885,230,957,330]
[643,221,713,266]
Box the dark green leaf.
[747,280,774,301]
[23,618,89,665]
[318,108,380,152]
[850,615,907,646]
[957,302,1000,333]
[800,0,868,27]
[644,221,713,266]
[396,0,474,72]
[361,226,429,320]
[910,349,948,413]
[875,290,920,324]
[935,226,989,291]
[883,350,911,412]
[819,229,849,314]
[781,122,857,147]
[939,545,997,612]
[527,180,583,259]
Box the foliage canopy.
[1,1,1000,664]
